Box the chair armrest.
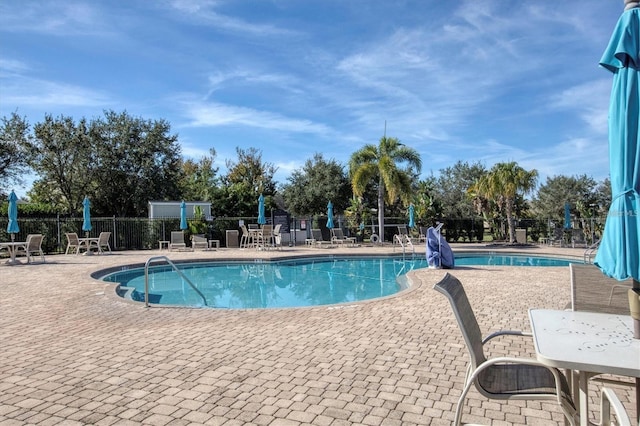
[482,330,532,344]
[600,387,631,426]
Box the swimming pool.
[100,254,578,309]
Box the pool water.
[101,255,577,309]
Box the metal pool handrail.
[144,256,208,308]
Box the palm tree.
[349,136,421,243]
[471,162,538,243]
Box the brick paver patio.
[0,244,636,425]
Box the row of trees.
[1,111,611,243]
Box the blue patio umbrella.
[563,202,571,229]
[326,201,334,229]
[7,190,19,241]
[257,194,266,225]
[180,200,188,230]
[408,204,415,228]
[594,4,640,410]
[82,196,92,234]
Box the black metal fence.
[0,215,607,254]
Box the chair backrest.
[273,224,281,235]
[311,228,324,241]
[433,273,487,370]
[192,234,206,243]
[240,224,249,236]
[171,231,184,244]
[332,228,344,239]
[570,263,632,315]
[66,232,79,245]
[26,234,43,250]
[98,232,111,245]
[261,224,273,236]
[397,225,408,236]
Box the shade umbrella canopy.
[7,190,19,236]
[593,3,640,419]
[257,194,266,225]
[180,200,188,230]
[82,197,92,232]
[408,204,415,228]
[326,201,334,229]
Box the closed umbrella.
[563,202,571,229]
[593,1,640,419]
[7,190,19,242]
[180,200,188,230]
[408,204,415,229]
[257,194,266,225]
[82,196,92,235]
[326,201,334,229]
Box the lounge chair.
[65,232,81,254]
[16,234,45,263]
[93,231,112,254]
[433,273,577,425]
[331,228,356,247]
[311,228,333,248]
[169,231,186,251]
[191,234,208,250]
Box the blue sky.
[0,1,624,197]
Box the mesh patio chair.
[191,234,208,250]
[169,231,186,251]
[433,273,577,425]
[94,231,112,254]
[65,232,80,255]
[16,234,45,263]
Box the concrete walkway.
[0,244,636,425]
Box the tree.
[91,110,183,216]
[26,114,94,214]
[281,153,351,216]
[530,175,599,224]
[436,161,486,219]
[0,112,31,193]
[216,147,278,217]
[349,136,421,242]
[470,162,538,243]
[180,148,220,202]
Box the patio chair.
[393,225,414,253]
[93,231,111,254]
[271,224,282,250]
[433,273,577,425]
[65,232,81,254]
[240,225,252,248]
[169,231,186,251]
[16,234,45,263]
[331,228,356,246]
[598,387,631,426]
[311,228,333,248]
[569,263,632,315]
[191,234,208,250]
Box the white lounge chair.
[331,228,356,246]
[191,234,208,250]
[169,231,186,251]
[311,228,333,248]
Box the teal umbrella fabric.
[7,190,19,239]
[408,204,415,228]
[326,201,334,229]
[594,7,640,285]
[563,202,571,229]
[257,194,266,225]
[180,200,188,230]
[82,197,92,233]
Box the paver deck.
[0,243,636,425]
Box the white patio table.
[0,241,27,265]
[529,309,639,426]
